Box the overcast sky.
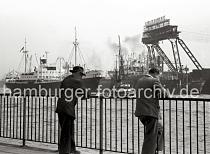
[0,0,210,79]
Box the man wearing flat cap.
[56,66,86,154]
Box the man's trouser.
[140,116,159,154]
[58,113,76,154]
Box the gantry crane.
[142,16,203,72]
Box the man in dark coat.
[135,68,168,154]
[55,66,87,154]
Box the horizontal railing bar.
[1,93,210,101]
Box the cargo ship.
[5,30,110,95]
[5,53,105,95]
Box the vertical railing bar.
[35,97,37,142]
[132,98,134,154]
[138,118,140,154]
[175,99,178,154]
[57,97,61,148]
[86,98,88,147]
[81,99,83,147]
[57,98,60,148]
[105,98,107,150]
[169,99,171,154]
[10,96,13,139]
[16,97,19,139]
[19,96,22,141]
[20,97,23,140]
[196,100,199,154]
[31,96,33,141]
[120,98,122,153]
[38,97,41,141]
[51,97,54,143]
[126,97,129,153]
[90,98,92,148]
[110,98,112,151]
[9,96,12,138]
[3,96,5,137]
[203,100,206,154]
[50,97,53,143]
[22,95,27,146]
[8,96,10,138]
[11,96,13,138]
[2,96,5,137]
[0,95,2,137]
[12,96,14,138]
[28,96,31,140]
[4,96,7,137]
[13,96,15,138]
[162,99,165,154]
[182,100,185,154]
[53,96,55,143]
[3,96,6,137]
[99,97,103,154]
[46,96,49,143]
[13,96,17,138]
[76,96,79,145]
[42,97,45,142]
[95,98,97,149]
[189,100,192,154]
[115,98,117,152]
[6,95,8,137]
[27,96,30,140]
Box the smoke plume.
[107,37,128,56]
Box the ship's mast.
[73,27,79,66]
[118,35,121,81]
[24,38,28,73]
[115,54,118,81]
[118,35,124,82]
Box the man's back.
[135,74,163,118]
[55,75,83,118]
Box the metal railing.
[0,94,209,154]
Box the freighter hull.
[5,77,110,96]
[5,80,62,96]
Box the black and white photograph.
[0,0,210,153]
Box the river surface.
[0,95,210,154]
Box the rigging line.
[68,46,75,65]
[77,51,83,65]
[34,53,39,66]
[17,54,24,72]
[77,47,87,68]
[68,46,74,63]
[78,46,86,66]
[78,48,88,69]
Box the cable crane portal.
[142,16,203,72]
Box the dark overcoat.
[55,75,85,118]
[135,74,167,119]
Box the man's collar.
[145,74,154,78]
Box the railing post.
[22,95,27,146]
[99,97,103,154]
